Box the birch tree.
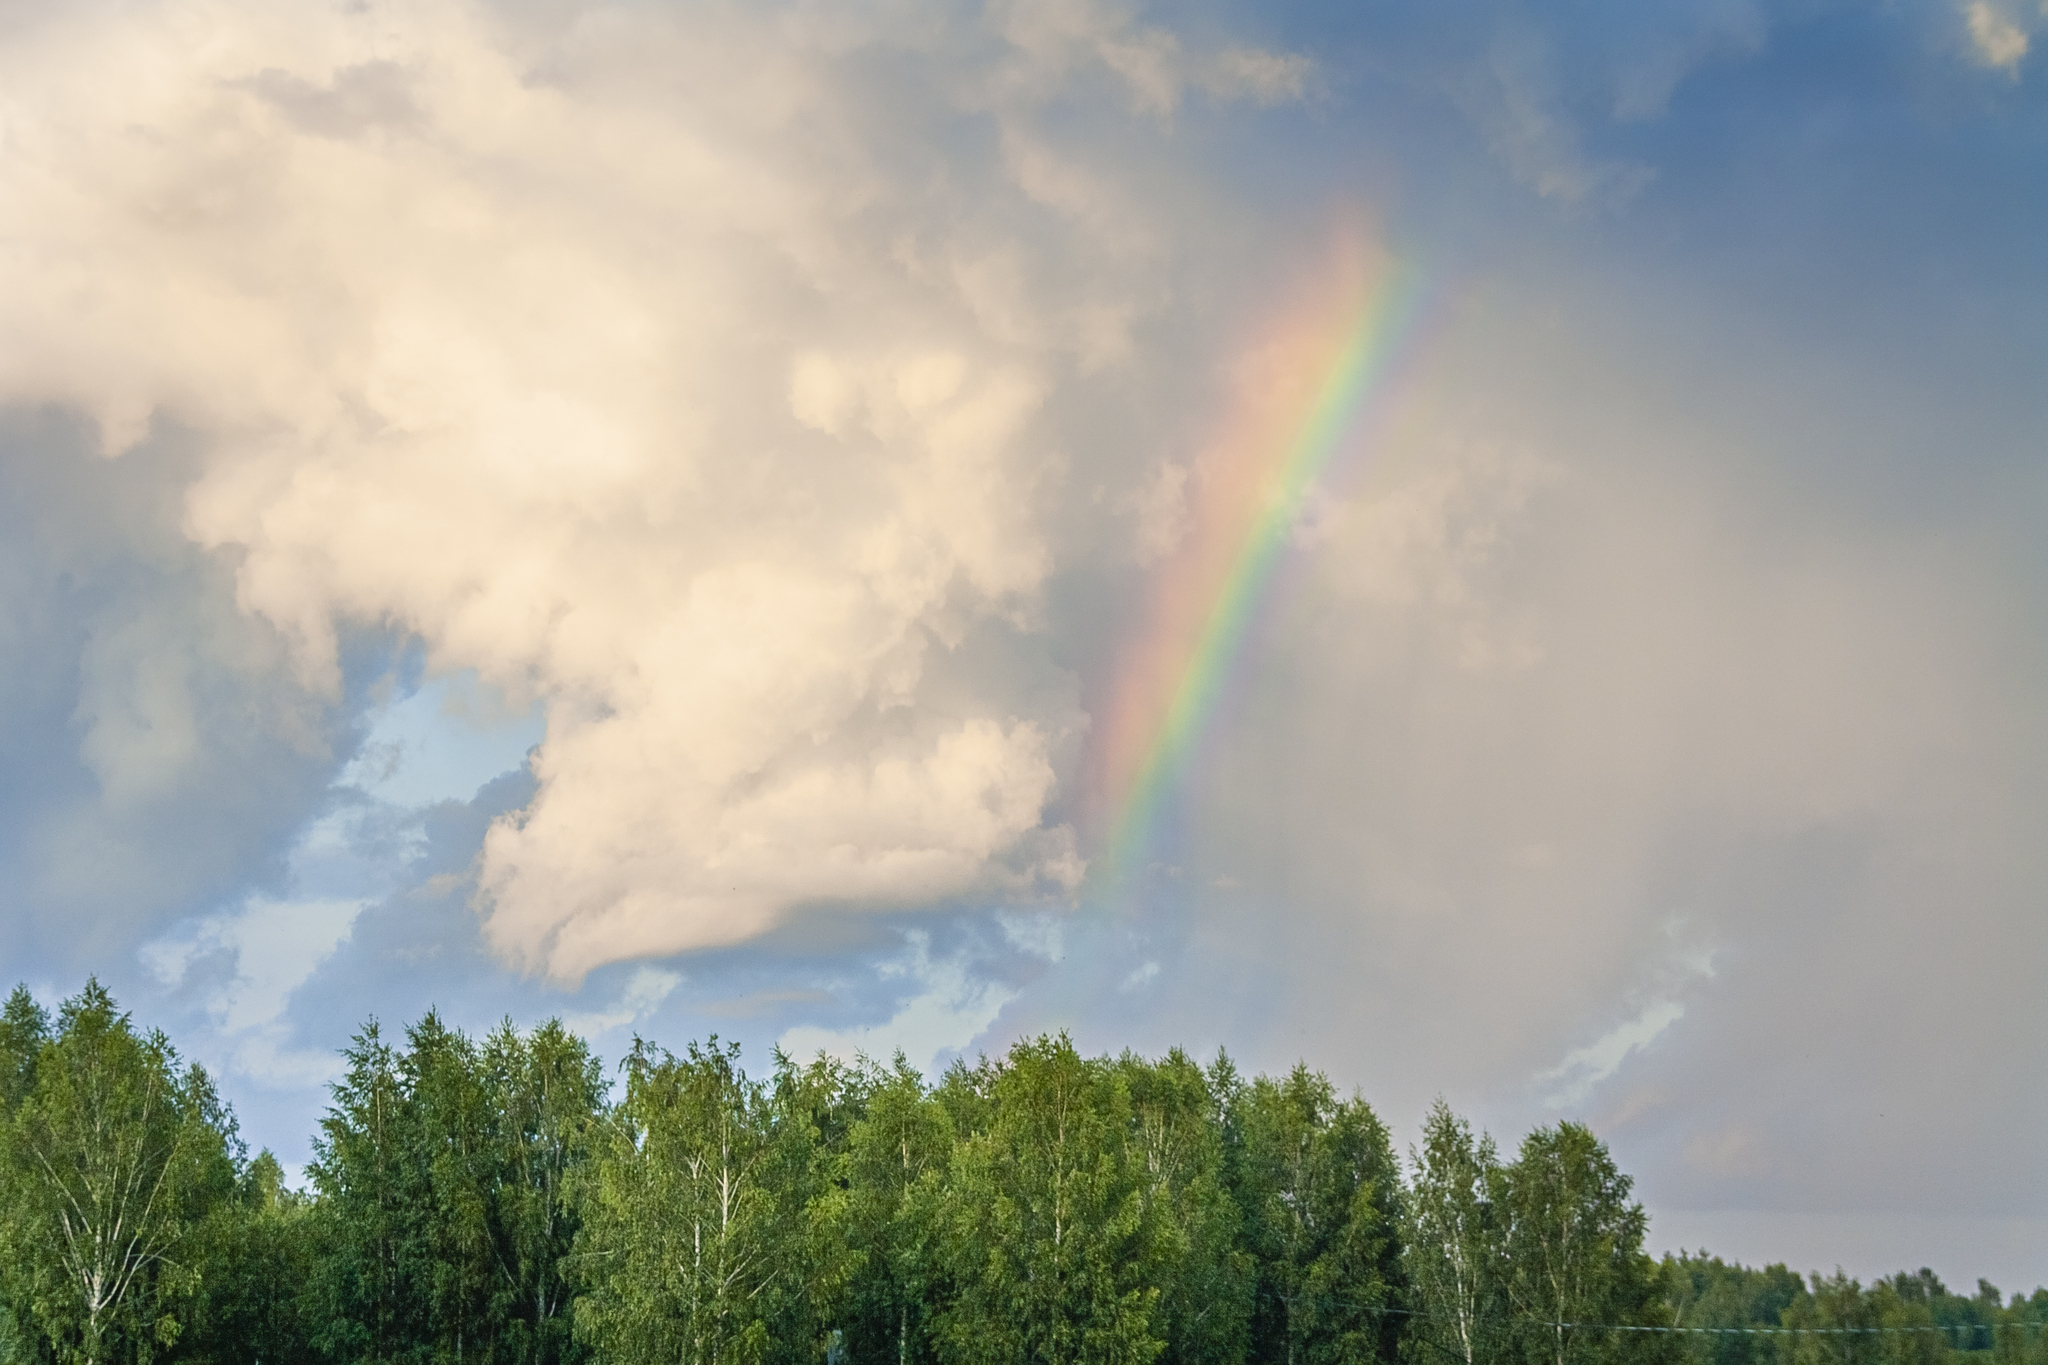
[0,981,238,1365]
[1402,1101,1503,1365]
[930,1035,1167,1365]
[574,1039,781,1365]
[1497,1123,1674,1365]
[1117,1050,1252,1365]
[842,1055,954,1365]
[758,1051,858,1364]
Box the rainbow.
[1096,237,1428,891]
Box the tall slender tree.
[0,985,54,1364]
[0,986,48,1112]
[1496,1123,1674,1365]
[1117,1050,1252,1365]
[1402,1101,1503,1365]
[406,1013,498,1365]
[841,1056,954,1365]
[929,1036,1167,1365]
[308,1020,424,1365]
[757,1051,858,1365]
[0,981,240,1365]
[1231,1065,1406,1365]
[483,1020,605,1365]
[575,1039,783,1365]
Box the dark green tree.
[309,1012,607,1365]
[1117,1050,1251,1365]
[840,1056,954,1365]
[405,1012,499,1365]
[184,1151,320,1365]
[307,1020,426,1365]
[1231,1065,1405,1365]
[0,986,48,1113]
[1662,1250,1807,1365]
[0,985,54,1365]
[481,1020,605,1365]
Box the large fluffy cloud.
[0,0,1305,978]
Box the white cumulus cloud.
[1963,0,2032,70]
[0,0,1304,980]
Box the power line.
[1315,1297,2047,1341]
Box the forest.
[2,981,2043,1365]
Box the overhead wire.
[1275,1293,2048,1342]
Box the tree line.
[1,981,2042,1365]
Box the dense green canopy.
[1,982,2040,1365]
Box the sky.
[3,0,2046,1294]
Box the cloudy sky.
[4,0,2046,1292]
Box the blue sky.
[2,0,2045,1291]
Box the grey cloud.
[994,241,2048,1287]
[0,412,337,964]
[239,62,425,139]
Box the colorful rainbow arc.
[1101,258,1428,891]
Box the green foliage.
[0,986,54,1365]
[1663,1250,1808,1365]
[1782,1271,1884,1365]
[184,1150,321,1365]
[927,1035,1166,1365]
[0,981,240,1365]
[839,1056,954,1365]
[307,1020,424,1364]
[5,980,2045,1365]
[1117,1050,1252,1365]
[1494,1122,1675,1365]
[484,1020,606,1365]
[574,1037,844,1365]
[1229,1064,1405,1365]
[759,1050,860,1363]
[0,986,48,1113]
[1998,1290,2048,1365]
[307,1012,606,1365]
[1403,1100,1506,1365]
